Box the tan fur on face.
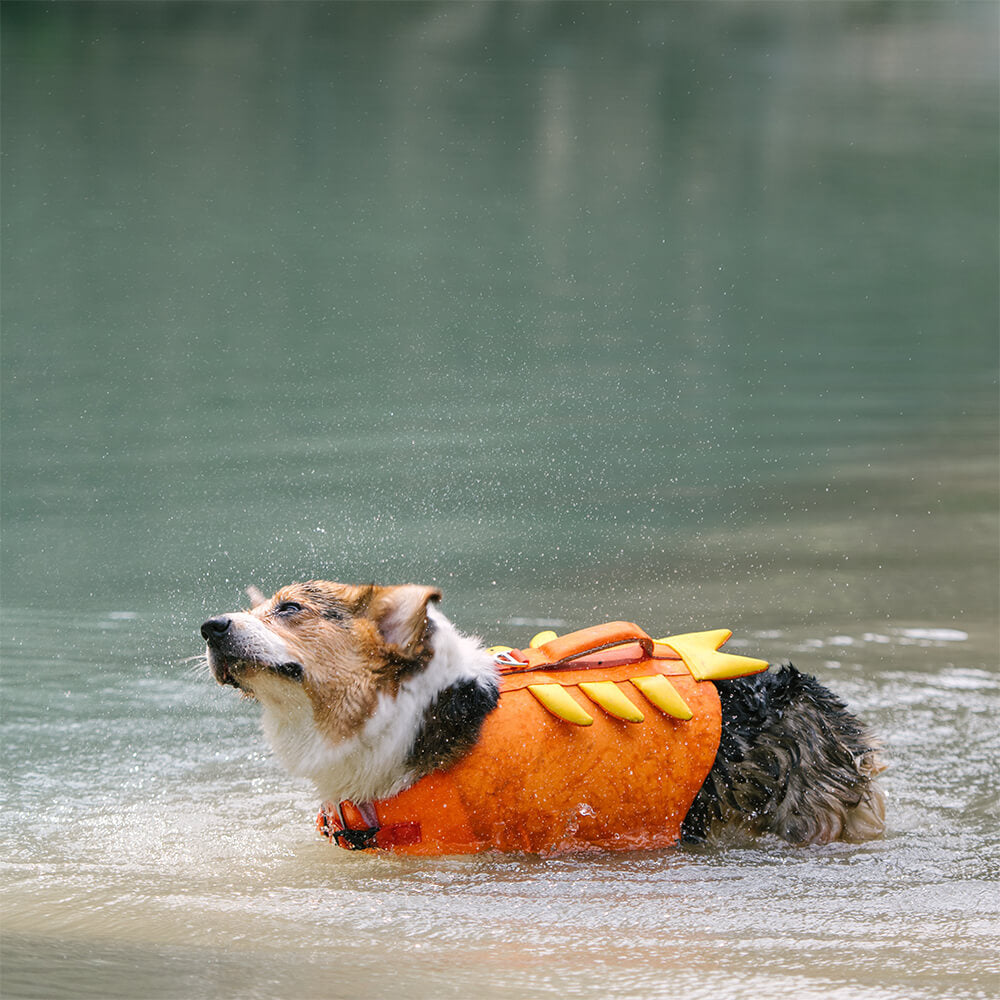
[248,581,442,743]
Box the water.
[2,3,997,998]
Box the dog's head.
[202,579,498,802]
[201,581,442,742]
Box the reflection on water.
[1,2,997,999]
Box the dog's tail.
[681,664,886,846]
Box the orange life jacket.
[318,622,768,855]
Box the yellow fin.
[631,675,693,720]
[528,684,593,725]
[529,630,558,648]
[658,629,770,680]
[578,681,644,722]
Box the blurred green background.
[3,1,996,645]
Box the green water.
[2,4,998,999]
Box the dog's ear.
[246,585,267,609]
[370,584,442,658]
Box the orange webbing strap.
[499,621,656,673]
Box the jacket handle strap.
[507,621,655,672]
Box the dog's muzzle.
[200,615,304,685]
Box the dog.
[201,580,885,853]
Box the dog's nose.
[201,616,232,642]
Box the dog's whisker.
[180,653,212,678]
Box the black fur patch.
[681,664,884,845]
[405,678,500,777]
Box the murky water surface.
[2,4,997,998]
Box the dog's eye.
[274,601,303,617]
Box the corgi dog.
[201,580,885,853]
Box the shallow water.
[2,3,998,999]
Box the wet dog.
[201,580,885,850]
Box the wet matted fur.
[681,664,886,845]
